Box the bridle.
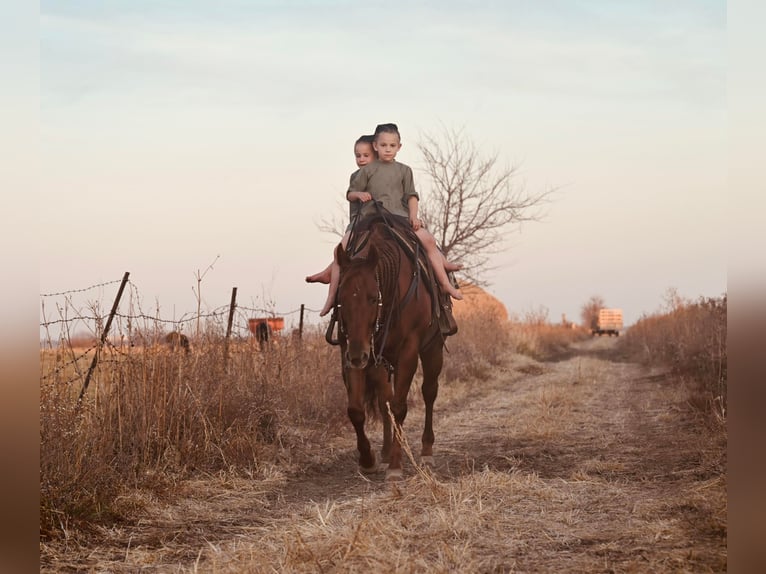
[331,270,391,371]
[324,206,423,372]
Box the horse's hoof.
[359,462,379,475]
[385,468,404,481]
[420,455,435,467]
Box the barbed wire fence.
[40,271,325,395]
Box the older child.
[318,123,462,316]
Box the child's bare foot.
[306,270,331,284]
[443,284,463,300]
[444,261,462,272]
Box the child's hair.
[356,134,375,146]
[373,123,400,140]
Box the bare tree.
[317,125,553,286]
[580,295,605,329]
[417,126,553,285]
[316,201,349,239]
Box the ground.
[41,337,727,573]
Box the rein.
[325,204,427,370]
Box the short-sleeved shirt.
[347,160,419,219]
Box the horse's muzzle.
[344,344,370,369]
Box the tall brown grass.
[617,294,727,418]
[506,306,591,361]
[40,325,346,538]
[442,305,511,382]
[40,308,513,540]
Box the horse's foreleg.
[345,368,376,473]
[420,342,444,465]
[386,351,419,479]
[372,367,394,465]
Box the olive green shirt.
[347,160,419,219]
[347,169,361,232]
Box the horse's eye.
[369,297,378,306]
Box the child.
[318,123,462,316]
[307,134,461,286]
[305,134,376,285]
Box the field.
[40,312,727,572]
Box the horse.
[164,331,190,355]
[330,217,445,480]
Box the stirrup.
[440,304,458,336]
[325,306,341,345]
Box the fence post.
[78,271,130,403]
[224,286,237,362]
[299,304,305,339]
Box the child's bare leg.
[319,260,339,316]
[428,248,463,299]
[319,232,351,316]
[306,262,332,284]
[417,229,463,300]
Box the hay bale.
[452,283,508,321]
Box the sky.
[38,0,729,337]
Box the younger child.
[317,123,462,316]
[305,135,376,285]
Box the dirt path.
[43,337,727,572]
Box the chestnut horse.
[330,218,444,480]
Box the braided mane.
[371,226,404,325]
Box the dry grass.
[40,326,347,540]
[162,347,724,574]
[507,320,591,362]
[40,299,726,573]
[617,294,727,419]
[441,283,512,383]
[40,304,512,542]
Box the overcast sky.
[39,0,727,335]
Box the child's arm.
[347,168,372,203]
[408,196,421,231]
[348,191,372,203]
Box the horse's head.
[336,242,381,369]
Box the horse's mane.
[341,220,417,329]
[370,224,405,310]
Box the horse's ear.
[336,243,351,267]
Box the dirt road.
[43,337,727,572]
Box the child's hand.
[410,215,421,231]
[349,191,372,203]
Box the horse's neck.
[364,222,441,319]
[376,241,402,301]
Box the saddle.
[345,209,458,337]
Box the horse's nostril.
[346,350,369,369]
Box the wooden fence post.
[224,286,237,362]
[299,304,305,339]
[78,271,130,403]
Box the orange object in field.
[248,317,285,334]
